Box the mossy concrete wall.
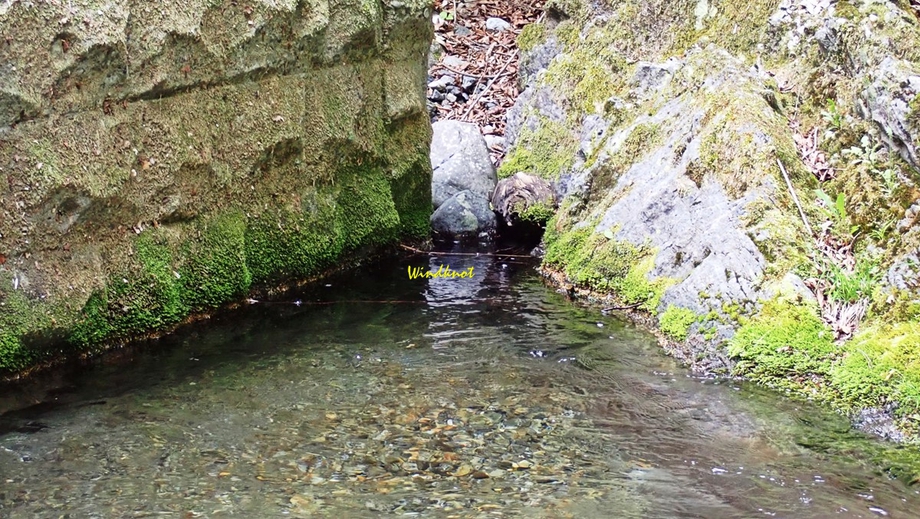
[0,0,434,376]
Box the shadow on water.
[1,244,919,518]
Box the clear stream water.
[1,247,919,518]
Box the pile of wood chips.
[430,0,546,165]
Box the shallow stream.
[1,248,918,518]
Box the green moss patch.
[542,27,627,114]
[388,160,432,239]
[180,211,252,310]
[545,0,590,22]
[517,22,547,52]
[517,201,556,225]
[0,278,61,372]
[543,220,671,310]
[69,235,188,350]
[244,206,343,285]
[62,165,407,363]
[659,305,697,341]
[336,165,402,252]
[831,323,920,425]
[729,298,836,391]
[498,118,579,179]
[729,297,920,436]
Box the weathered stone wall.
[0,0,434,376]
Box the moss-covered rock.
[498,117,579,179]
[0,0,434,377]
[511,0,920,439]
[542,219,672,311]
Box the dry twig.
[777,158,815,237]
[460,52,517,121]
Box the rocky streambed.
[2,250,920,517]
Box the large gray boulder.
[431,120,497,209]
[430,190,496,239]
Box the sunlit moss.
[516,200,556,225]
[542,220,672,310]
[659,305,697,341]
[517,22,546,52]
[543,41,626,114]
[728,298,836,390]
[498,118,579,179]
[832,322,920,427]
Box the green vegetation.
[543,220,672,310]
[659,305,697,341]
[519,0,920,448]
[830,319,920,440]
[831,323,920,424]
[823,258,881,304]
[67,168,401,353]
[729,298,837,392]
[69,235,188,350]
[388,160,432,239]
[517,201,556,225]
[2,160,419,376]
[813,189,856,234]
[516,23,546,52]
[497,119,579,179]
[544,0,589,22]
[0,276,60,372]
[729,295,920,438]
[180,212,252,310]
[821,98,844,131]
[543,30,626,114]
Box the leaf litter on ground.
[429,0,546,166]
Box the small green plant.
[842,133,903,198]
[842,134,884,167]
[824,258,881,304]
[814,189,859,235]
[878,167,901,198]
[868,218,896,243]
[659,305,697,342]
[821,98,844,131]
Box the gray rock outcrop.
[859,57,920,172]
